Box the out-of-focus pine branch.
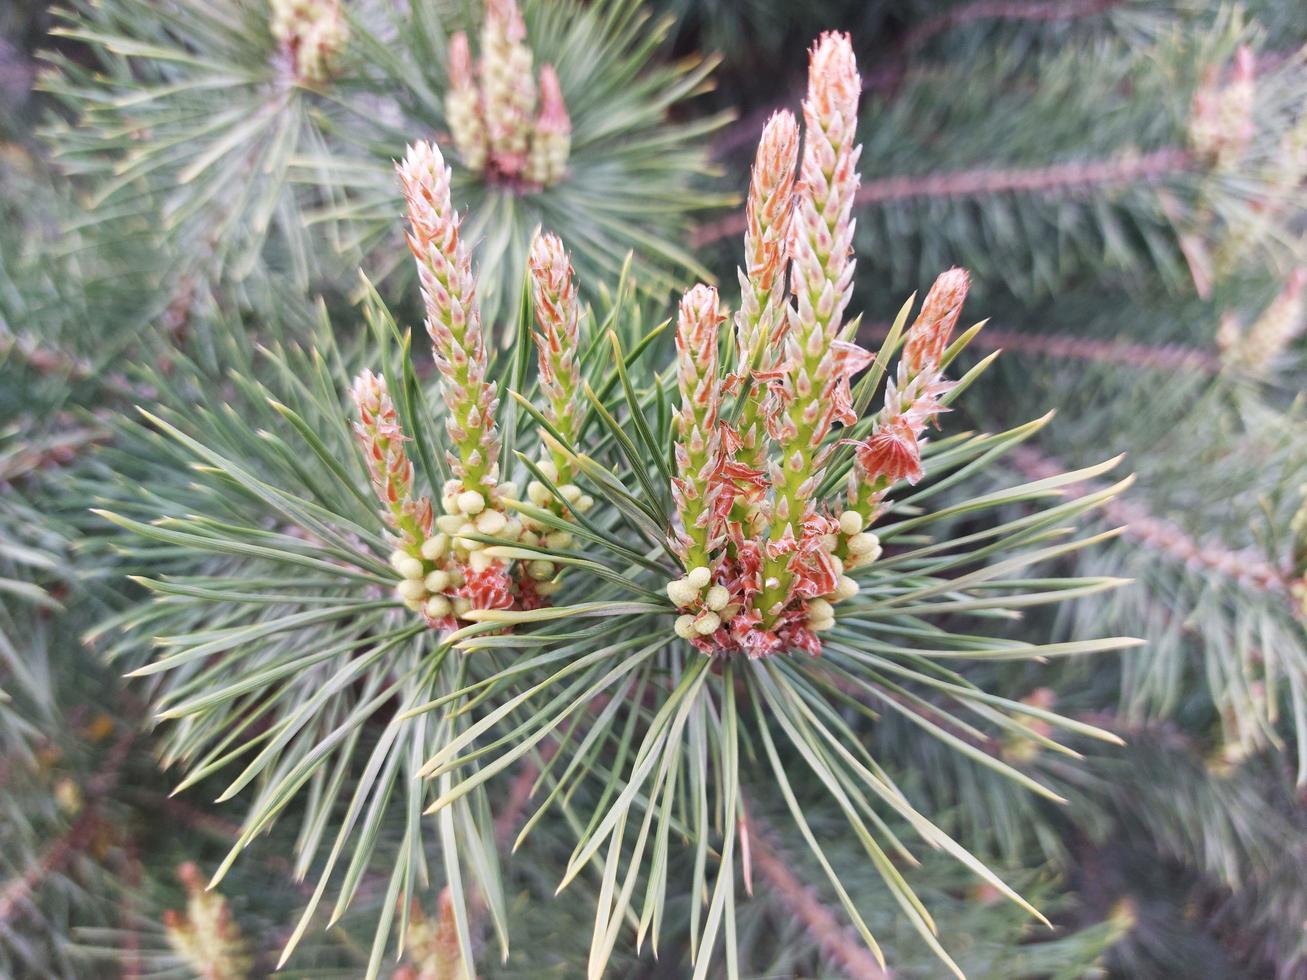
[1011,445,1302,605]
[693,147,1193,247]
[742,810,892,980]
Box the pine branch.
[0,420,111,483]
[855,148,1192,203]
[1010,444,1299,604]
[714,0,1128,154]
[1073,710,1197,752]
[691,148,1191,247]
[900,0,1123,53]
[743,810,892,980]
[0,36,34,108]
[0,330,94,379]
[88,30,1138,976]
[979,330,1218,374]
[0,724,134,927]
[161,798,246,844]
[120,844,144,980]
[864,322,1221,374]
[495,705,600,850]
[494,763,541,853]
[158,798,327,910]
[0,329,145,400]
[857,147,1197,203]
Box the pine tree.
[3,1,1306,978]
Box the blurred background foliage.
[1,0,1305,977]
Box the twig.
[742,810,892,980]
[863,321,1220,375]
[160,797,324,904]
[492,693,615,851]
[0,725,136,926]
[972,327,1218,374]
[1010,445,1297,602]
[856,148,1192,204]
[0,422,112,483]
[1073,711,1196,752]
[162,797,246,843]
[0,330,95,379]
[0,37,35,105]
[121,844,144,980]
[0,329,144,401]
[494,760,543,852]
[900,0,1120,52]
[690,148,1191,247]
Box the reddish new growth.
[162,862,251,978]
[397,887,462,978]
[527,231,585,482]
[519,231,595,586]
[845,269,967,527]
[665,33,976,658]
[351,369,433,551]
[671,284,730,569]
[1189,45,1256,169]
[728,111,801,538]
[443,0,571,187]
[270,0,348,85]
[1219,267,1307,376]
[350,142,591,632]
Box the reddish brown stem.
[0,726,135,926]
[743,812,892,979]
[494,759,543,852]
[121,845,144,980]
[160,798,320,903]
[162,798,246,842]
[0,330,144,400]
[858,148,1190,205]
[864,322,1220,375]
[901,0,1120,51]
[0,423,112,483]
[1010,445,1297,602]
[690,148,1191,248]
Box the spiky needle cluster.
[445,0,571,187]
[664,33,974,658]
[269,0,348,84]
[352,141,594,627]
